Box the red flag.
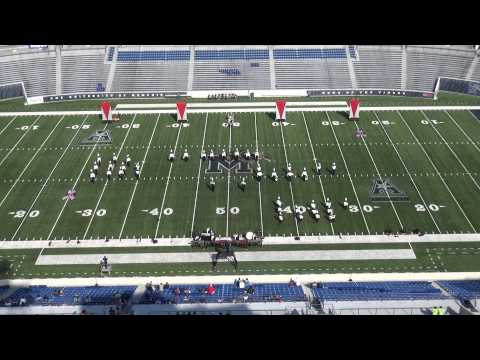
[276,100,286,121]
[101,101,112,121]
[176,102,187,121]
[349,98,360,119]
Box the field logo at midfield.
[206,157,252,175]
[369,177,408,202]
[80,130,113,145]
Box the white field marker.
[0,116,65,210]
[254,112,264,237]
[46,119,117,241]
[325,111,370,235]
[352,115,404,229]
[154,120,183,239]
[81,115,137,240]
[118,114,160,240]
[301,111,334,235]
[397,110,476,232]
[9,115,90,241]
[190,114,209,236]
[373,111,441,233]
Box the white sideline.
[2,105,480,117]
[1,233,480,249]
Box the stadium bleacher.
[311,281,447,301]
[192,48,271,90]
[437,280,480,301]
[141,283,306,304]
[61,51,110,94]
[0,285,137,306]
[1,45,480,96]
[112,49,190,92]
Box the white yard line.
[118,114,161,240]
[352,117,404,230]
[447,111,480,155]
[0,116,65,210]
[190,114,209,236]
[45,121,111,241]
[279,120,300,237]
[301,111,334,235]
[9,115,90,241]
[81,115,137,240]
[325,112,370,235]
[225,117,233,237]
[254,113,264,237]
[154,122,183,239]
[397,111,477,232]
[0,115,41,170]
[0,115,17,137]
[421,110,480,194]
[373,111,441,233]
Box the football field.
[2,105,480,278]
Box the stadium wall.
[29,88,435,105]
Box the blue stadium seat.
[117,51,190,62]
[311,281,447,301]
[438,280,480,301]
[0,285,137,306]
[273,48,348,60]
[140,283,306,304]
[195,49,269,61]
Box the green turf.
[2,95,480,278]
[2,109,480,239]
[3,242,480,279]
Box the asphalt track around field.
[35,248,416,265]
